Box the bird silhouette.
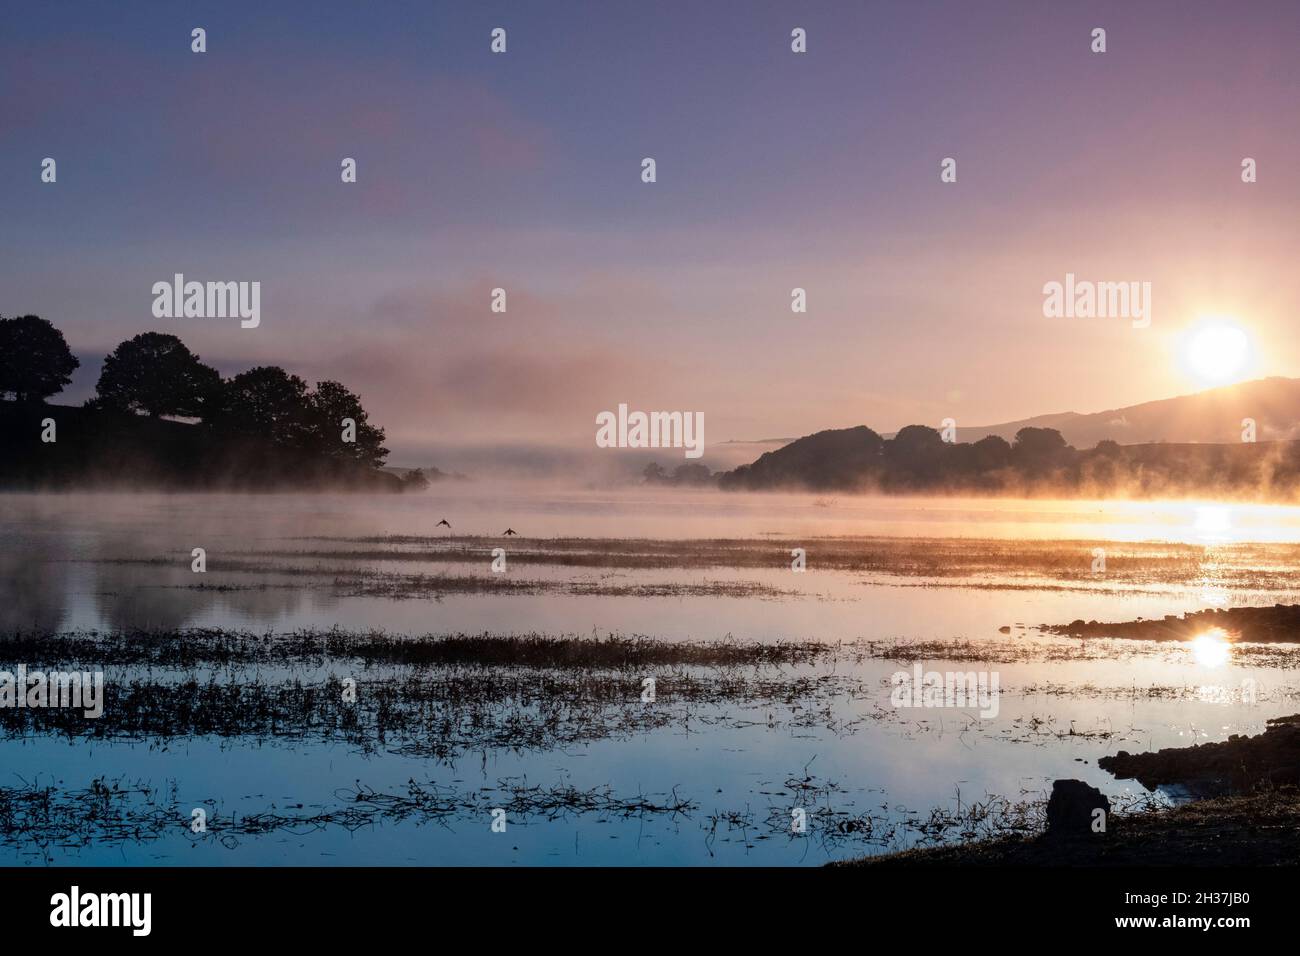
[502,528,517,536]
[436,519,451,528]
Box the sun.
[1181,321,1253,386]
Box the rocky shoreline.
[839,715,1300,866]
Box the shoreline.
[842,716,1300,867]
[836,788,1300,866]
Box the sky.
[4,0,1300,469]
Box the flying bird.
[436,519,451,529]
[502,528,517,536]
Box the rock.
[1045,779,1109,837]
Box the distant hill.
[720,426,1300,498]
[0,402,405,491]
[717,427,885,491]
[719,378,1300,498]
[938,377,1300,447]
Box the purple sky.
[4,0,1300,468]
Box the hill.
[717,426,886,491]
[944,376,1300,447]
[717,378,1300,497]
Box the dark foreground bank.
[844,714,1300,867]
[836,788,1300,866]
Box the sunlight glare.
[1198,585,1230,607]
[1193,505,1231,541]
[1190,628,1231,668]
[1182,321,1252,385]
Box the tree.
[727,425,884,490]
[1012,427,1070,476]
[399,468,430,491]
[1082,439,1124,490]
[1013,427,1067,455]
[93,332,221,418]
[0,314,80,403]
[972,434,1012,472]
[884,425,947,485]
[211,366,312,447]
[672,463,712,485]
[306,380,388,468]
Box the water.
[2,487,1298,866]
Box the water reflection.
[0,542,68,633]
[1190,628,1231,668]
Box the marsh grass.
[86,557,796,599]
[270,534,1300,589]
[0,767,1171,863]
[0,628,832,669]
[0,774,697,862]
[0,629,873,759]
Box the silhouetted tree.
[719,426,884,490]
[307,380,388,468]
[93,332,221,418]
[884,425,947,485]
[972,434,1013,472]
[1080,439,1125,489]
[672,463,713,485]
[0,314,79,403]
[399,468,430,491]
[1013,427,1067,455]
[1013,427,1071,477]
[642,462,668,483]
[211,366,311,447]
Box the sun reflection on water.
[1193,505,1232,540]
[1189,628,1231,668]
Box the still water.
[1,487,1298,865]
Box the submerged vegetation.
[0,629,873,761]
[0,774,698,863]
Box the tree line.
[718,422,1300,498]
[0,314,387,469]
